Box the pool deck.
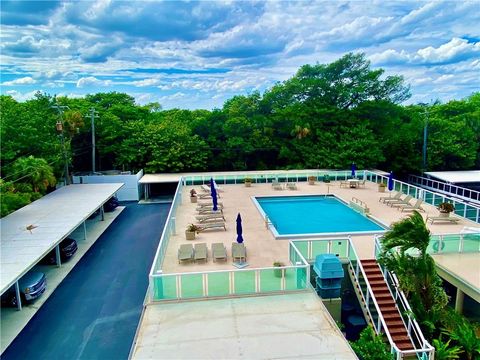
[162,180,474,274]
[132,292,356,360]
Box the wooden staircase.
[360,259,414,352]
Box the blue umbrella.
[351,163,356,178]
[388,171,394,191]
[236,213,244,244]
[210,178,218,211]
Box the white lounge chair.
[286,182,297,190]
[196,222,227,232]
[195,213,226,222]
[398,198,425,212]
[272,180,283,190]
[427,216,461,224]
[379,192,401,203]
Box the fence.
[150,241,309,301]
[408,174,480,205]
[366,171,480,223]
[427,233,480,254]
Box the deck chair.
[196,203,224,211]
[339,180,349,188]
[379,191,401,203]
[212,243,227,262]
[427,215,461,224]
[232,242,247,262]
[195,213,226,222]
[196,222,227,232]
[286,182,297,190]
[387,195,412,207]
[213,180,224,192]
[197,208,224,215]
[358,179,366,188]
[201,184,211,193]
[178,244,194,263]
[398,198,425,212]
[272,180,283,190]
[194,243,208,263]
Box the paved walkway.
[2,202,169,360]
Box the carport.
[139,173,180,202]
[0,183,123,311]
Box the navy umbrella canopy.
[236,213,244,244]
[388,171,394,192]
[351,163,356,178]
[210,178,218,211]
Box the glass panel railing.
[180,274,203,298]
[233,270,256,294]
[260,269,283,292]
[294,241,309,260]
[311,241,328,259]
[429,234,480,254]
[153,275,177,300]
[285,267,307,290]
[331,240,348,257]
[207,272,230,297]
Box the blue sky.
[1,1,479,109]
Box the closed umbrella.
[351,163,356,178]
[210,178,218,211]
[388,171,394,192]
[236,213,244,244]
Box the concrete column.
[455,288,465,314]
[14,281,22,311]
[55,244,62,267]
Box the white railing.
[374,237,435,359]
[428,232,480,254]
[409,174,480,205]
[366,170,480,223]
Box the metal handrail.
[347,237,401,355]
[366,170,480,223]
[374,236,434,358]
[408,174,480,204]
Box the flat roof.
[132,292,356,359]
[0,183,123,295]
[425,171,480,184]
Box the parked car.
[1,271,47,307]
[41,237,78,265]
[104,196,119,212]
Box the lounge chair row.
[378,192,425,212]
[178,242,246,263]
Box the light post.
[85,107,99,174]
[422,107,428,173]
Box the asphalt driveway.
[2,202,169,360]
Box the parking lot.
[2,202,169,360]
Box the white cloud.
[1,76,37,86]
[76,76,111,88]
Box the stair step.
[379,306,398,313]
[387,320,405,327]
[361,259,377,264]
[377,299,395,305]
[395,340,414,351]
[388,327,408,335]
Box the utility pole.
[422,106,429,173]
[85,108,99,174]
[52,102,70,185]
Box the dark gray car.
[1,271,47,307]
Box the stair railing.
[348,239,402,357]
[374,236,435,359]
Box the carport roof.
[0,183,123,295]
[425,171,480,183]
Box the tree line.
[1,53,479,215]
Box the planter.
[245,182,252,187]
[273,267,285,278]
[190,196,197,203]
[185,230,196,240]
[439,211,450,218]
[308,180,315,185]
[378,186,386,193]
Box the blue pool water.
[256,195,385,236]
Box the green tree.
[11,156,56,193]
[350,326,393,360]
[432,337,463,360]
[442,319,480,360]
[379,211,448,338]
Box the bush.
[350,326,393,360]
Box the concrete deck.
[132,292,356,360]
[162,181,473,274]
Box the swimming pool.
[254,195,386,238]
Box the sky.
[1,1,479,109]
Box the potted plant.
[273,261,285,278]
[190,189,197,203]
[378,183,386,193]
[308,176,316,185]
[244,177,253,187]
[438,202,455,217]
[185,224,201,240]
[323,175,330,183]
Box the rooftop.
[425,170,480,184]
